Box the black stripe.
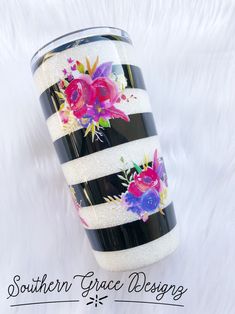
[85,202,176,252]
[54,112,157,163]
[39,65,145,120]
[72,162,152,207]
[32,34,132,73]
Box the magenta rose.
[86,77,129,122]
[91,77,119,104]
[128,181,143,197]
[135,167,160,192]
[64,75,93,119]
[127,167,160,197]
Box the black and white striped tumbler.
[31,27,179,271]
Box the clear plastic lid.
[31,26,131,71]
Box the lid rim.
[30,26,130,67]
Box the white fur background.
[0,0,235,313]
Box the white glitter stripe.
[46,113,82,142]
[62,135,160,185]
[46,89,152,142]
[80,196,172,230]
[93,225,179,271]
[33,40,137,94]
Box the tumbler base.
[93,225,179,272]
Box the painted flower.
[135,167,161,193]
[59,110,70,124]
[67,57,74,63]
[127,204,142,215]
[127,181,142,197]
[58,57,133,141]
[140,189,160,212]
[80,115,93,128]
[125,189,160,215]
[64,75,93,118]
[112,150,168,222]
[86,100,129,123]
[92,77,119,104]
[86,101,111,122]
[71,64,76,71]
[127,167,161,198]
[69,186,88,227]
[124,192,140,205]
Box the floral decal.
[56,57,136,141]
[104,150,168,222]
[69,186,88,227]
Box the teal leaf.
[133,162,142,174]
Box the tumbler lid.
[31,26,131,72]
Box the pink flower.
[62,68,130,124]
[86,101,129,122]
[59,80,65,89]
[135,167,160,192]
[127,167,161,197]
[67,57,74,63]
[128,181,143,197]
[64,75,93,118]
[71,64,76,71]
[59,110,69,124]
[92,77,119,104]
[86,102,112,122]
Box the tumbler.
[31,27,179,271]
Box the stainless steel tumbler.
[31,27,179,271]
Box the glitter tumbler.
[31,27,179,271]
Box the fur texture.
[0,0,235,313]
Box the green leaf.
[133,162,142,174]
[76,61,85,73]
[63,80,69,87]
[99,118,110,128]
[59,103,65,110]
[91,123,96,142]
[84,124,92,137]
[121,183,128,187]
[117,174,127,181]
[55,91,65,99]
[120,156,125,163]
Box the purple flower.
[71,64,76,71]
[62,68,67,75]
[140,189,160,212]
[80,115,93,128]
[127,205,142,215]
[67,57,74,63]
[67,74,74,82]
[124,192,140,205]
[86,101,111,122]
